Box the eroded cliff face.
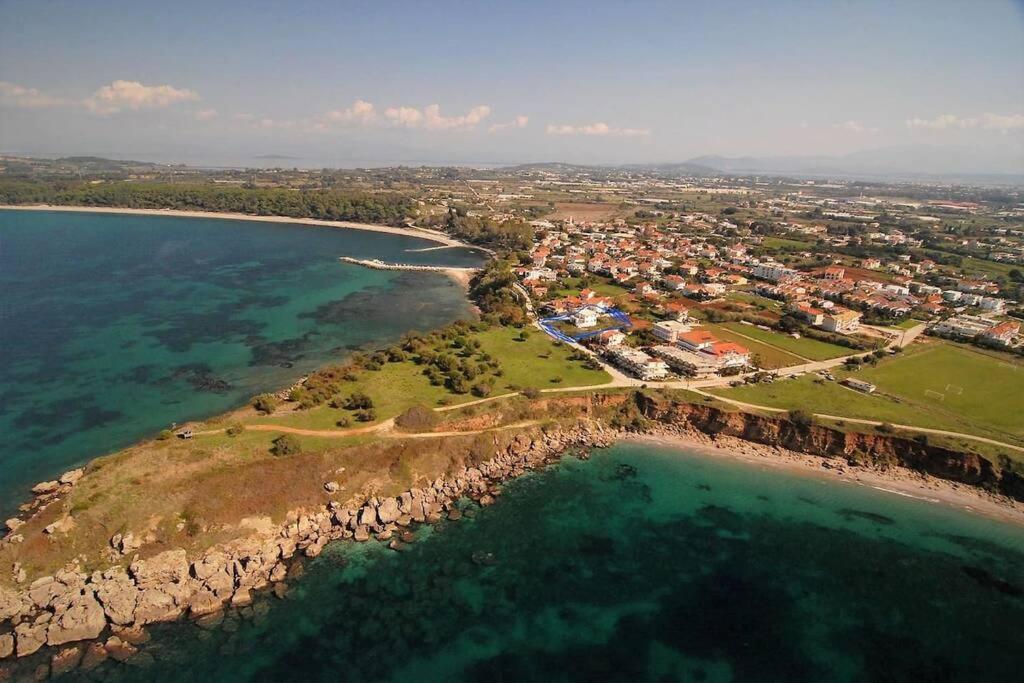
[635,394,1024,502]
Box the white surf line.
[869,485,940,503]
[405,245,459,253]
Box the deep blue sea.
[0,209,482,513]
[107,442,1024,682]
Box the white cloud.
[194,108,218,121]
[385,104,491,130]
[84,80,199,114]
[906,113,1024,132]
[314,99,377,129]
[833,120,878,133]
[0,81,67,108]
[545,122,650,137]
[489,115,529,133]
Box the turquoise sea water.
[108,442,1023,682]
[0,209,481,513]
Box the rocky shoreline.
[4,393,1024,678]
[0,422,614,677]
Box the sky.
[1,0,1023,170]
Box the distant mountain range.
[679,145,1024,181]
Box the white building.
[572,307,600,329]
[652,320,692,343]
[608,347,669,381]
[753,263,799,283]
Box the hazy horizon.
[2,1,1023,173]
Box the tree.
[271,435,301,457]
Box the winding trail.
[196,323,1023,454]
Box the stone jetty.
[339,256,479,273]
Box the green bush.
[270,434,301,457]
[226,423,245,437]
[252,393,279,414]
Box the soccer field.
[853,343,1024,437]
[710,341,1024,445]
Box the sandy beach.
[626,430,1024,527]
[0,204,483,250]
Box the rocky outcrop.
[46,588,106,646]
[0,421,613,669]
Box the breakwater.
[339,256,479,273]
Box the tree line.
[0,179,414,226]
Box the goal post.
[924,389,945,401]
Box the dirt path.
[689,389,1024,453]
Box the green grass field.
[960,256,1019,279]
[718,322,851,361]
[549,276,630,299]
[725,291,784,312]
[474,326,611,390]
[702,323,805,369]
[253,324,611,431]
[710,341,1024,449]
[852,343,1023,437]
[761,236,815,251]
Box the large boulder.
[80,641,108,670]
[132,588,179,625]
[51,645,84,676]
[0,632,13,659]
[0,586,25,621]
[31,481,60,495]
[357,504,378,528]
[376,498,401,524]
[188,589,223,617]
[15,620,47,657]
[93,569,139,626]
[130,549,188,589]
[192,552,230,582]
[28,576,64,610]
[59,469,84,486]
[47,589,107,646]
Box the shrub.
[157,429,174,441]
[270,434,301,457]
[355,408,377,422]
[395,405,438,431]
[252,394,279,414]
[787,409,813,428]
[226,423,245,437]
[335,417,350,428]
[876,422,894,433]
[521,387,541,399]
[343,392,374,410]
[471,382,492,397]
